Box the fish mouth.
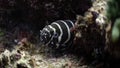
[40,37,45,43]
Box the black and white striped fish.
[40,20,75,48]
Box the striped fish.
[40,20,75,48]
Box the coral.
[0,41,85,68]
[71,0,108,67]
